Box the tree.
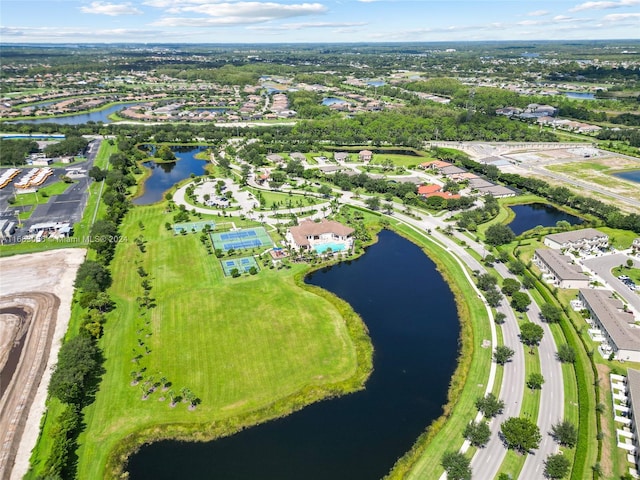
[494,345,515,365]
[477,273,498,291]
[75,260,112,293]
[627,258,634,268]
[501,278,521,296]
[551,420,578,448]
[476,392,505,418]
[507,259,526,275]
[463,420,491,447]
[88,166,107,181]
[485,224,515,246]
[540,303,563,323]
[318,185,332,197]
[485,289,503,308]
[88,219,119,261]
[49,335,100,405]
[494,312,507,324]
[557,344,576,363]
[441,451,471,480]
[527,372,545,390]
[510,291,531,312]
[365,196,381,210]
[519,322,544,351]
[500,417,541,453]
[544,453,570,479]
[521,274,535,290]
[156,144,176,161]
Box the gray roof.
[626,369,640,435]
[469,178,495,189]
[440,165,466,175]
[546,228,607,246]
[580,288,640,351]
[534,249,589,281]
[477,185,516,197]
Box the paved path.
[583,253,640,315]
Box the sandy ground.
[0,248,85,480]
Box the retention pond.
[126,229,460,479]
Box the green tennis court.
[210,227,273,251]
[173,220,215,234]
[221,256,260,276]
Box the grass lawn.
[9,180,73,207]
[72,203,367,479]
[244,186,325,210]
[612,265,640,284]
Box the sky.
[1,0,639,44]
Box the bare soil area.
[0,248,85,480]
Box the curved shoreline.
[105,262,374,479]
[105,223,480,479]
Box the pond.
[508,202,583,236]
[564,92,596,100]
[322,97,348,106]
[12,102,143,125]
[613,170,640,184]
[133,146,208,205]
[126,230,460,479]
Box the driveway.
[583,253,640,315]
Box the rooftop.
[546,228,607,245]
[534,249,589,281]
[580,288,640,351]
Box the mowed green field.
[76,204,362,479]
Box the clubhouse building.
[286,219,354,254]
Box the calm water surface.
[614,170,640,184]
[133,146,208,205]
[126,230,460,479]
[508,203,583,236]
[14,102,142,124]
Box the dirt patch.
[0,248,85,480]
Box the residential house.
[359,150,373,162]
[533,248,591,289]
[544,228,609,252]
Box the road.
[583,253,640,315]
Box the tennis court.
[221,256,260,276]
[173,220,215,234]
[210,227,273,251]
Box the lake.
[133,146,208,205]
[322,97,348,106]
[126,230,460,479]
[614,170,640,184]
[508,202,583,236]
[564,92,596,100]
[12,102,142,125]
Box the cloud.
[151,2,327,27]
[602,12,640,20]
[517,19,543,26]
[248,21,365,31]
[570,0,640,11]
[0,25,170,39]
[527,10,549,16]
[80,1,143,16]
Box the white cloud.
[151,2,327,27]
[248,21,365,31]
[602,12,640,20]
[0,25,170,39]
[553,15,576,22]
[527,10,549,16]
[570,0,640,11]
[517,19,542,26]
[80,1,143,16]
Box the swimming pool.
[314,242,347,253]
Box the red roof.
[417,184,441,195]
[420,160,452,169]
[426,191,461,199]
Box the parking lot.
[0,138,100,241]
[583,253,640,314]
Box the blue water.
[367,80,386,87]
[12,102,142,125]
[0,134,65,139]
[314,242,346,253]
[508,203,583,236]
[322,97,347,106]
[614,170,640,184]
[133,146,208,205]
[564,92,596,100]
[126,230,460,480]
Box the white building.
[286,219,354,253]
[544,228,609,253]
[579,288,640,362]
[533,248,591,289]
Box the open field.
[71,204,368,479]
